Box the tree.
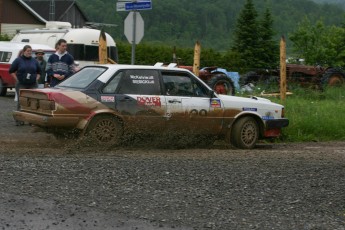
[231,0,261,71]
[258,8,279,68]
[289,18,345,66]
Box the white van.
[0,42,56,96]
[11,21,118,67]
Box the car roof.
[85,64,194,84]
[0,41,55,51]
[94,63,192,72]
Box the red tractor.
[243,64,345,89]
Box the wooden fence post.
[193,41,201,76]
[280,36,287,102]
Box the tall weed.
[245,84,345,142]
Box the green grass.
[244,85,345,142]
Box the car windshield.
[58,66,107,89]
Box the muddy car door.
[161,71,224,135]
[101,69,166,133]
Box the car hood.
[217,94,284,111]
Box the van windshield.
[57,66,107,89]
[68,44,118,62]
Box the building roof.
[16,0,47,23]
[22,0,88,22]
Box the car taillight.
[281,108,285,118]
[40,100,56,110]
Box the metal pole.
[131,10,137,65]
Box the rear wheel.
[322,71,345,87]
[83,115,123,147]
[208,74,235,96]
[230,117,259,149]
[0,78,7,96]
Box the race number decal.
[190,109,208,117]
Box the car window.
[58,66,106,89]
[0,51,12,62]
[162,72,209,97]
[103,71,123,94]
[117,69,161,95]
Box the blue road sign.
[125,1,152,11]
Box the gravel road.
[0,92,344,230]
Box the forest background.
[1,0,342,72]
[75,0,345,71]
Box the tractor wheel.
[230,117,259,149]
[208,74,235,96]
[242,71,260,85]
[0,78,7,96]
[83,115,123,147]
[322,72,345,87]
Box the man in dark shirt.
[46,39,75,87]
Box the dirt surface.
[0,92,345,230]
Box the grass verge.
[244,85,345,142]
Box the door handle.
[168,99,181,103]
[120,97,132,102]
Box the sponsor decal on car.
[101,96,115,102]
[262,116,275,120]
[130,75,155,84]
[243,107,257,111]
[262,111,275,120]
[137,96,161,107]
[210,99,221,108]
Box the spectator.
[9,45,41,125]
[46,39,75,87]
[34,49,47,88]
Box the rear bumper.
[13,111,81,128]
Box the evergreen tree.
[231,0,260,71]
[258,8,279,68]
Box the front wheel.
[83,115,123,147]
[230,117,259,149]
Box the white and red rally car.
[13,64,289,149]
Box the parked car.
[0,42,56,96]
[13,64,289,149]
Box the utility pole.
[49,0,55,21]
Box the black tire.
[208,74,235,96]
[242,71,260,85]
[83,115,122,147]
[0,78,7,96]
[230,117,259,149]
[321,71,345,87]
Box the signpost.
[117,0,152,64]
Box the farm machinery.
[243,64,345,89]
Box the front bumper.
[265,118,289,129]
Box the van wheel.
[0,78,7,96]
[230,117,258,149]
[83,115,123,147]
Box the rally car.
[13,64,289,149]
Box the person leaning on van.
[46,38,75,87]
[9,45,41,126]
